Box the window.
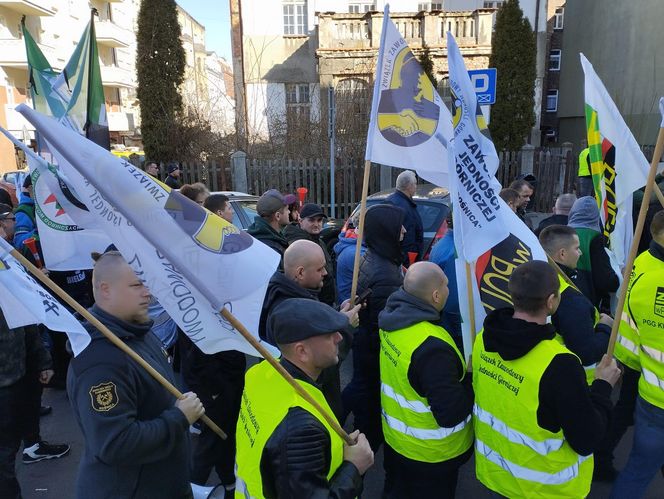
[549,49,561,71]
[286,83,311,119]
[418,2,442,10]
[348,2,374,13]
[546,89,558,112]
[483,1,505,8]
[283,0,307,35]
[553,7,564,29]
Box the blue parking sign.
[467,68,497,105]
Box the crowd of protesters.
[1,160,664,499]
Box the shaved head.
[284,240,325,277]
[554,193,577,215]
[91,251,151,323]
[284,240,328,290]
[403,261,449,311]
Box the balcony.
[100,65,135,88]
[0,38,57,69]
[108,111,133,132]
[95,20,132,48]
[0,0,56,16]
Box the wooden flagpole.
[607,121,664,356]
[464,261,477,346]
[10,248,227,440]
[349,159,373,308]
[220,308,354,445]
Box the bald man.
[67,251,204,499]
[259,240,360,420]
[378,262,474,498]
[535,193,577,236]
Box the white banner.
[0,238,90,355]
[365,6,452,187]
[17,104,280,357]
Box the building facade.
[539,0,564,144]
[235,0,500,143]
[0,0,140,172]
[557,0,664,148]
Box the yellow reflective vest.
[379,321,473,463]
[473,330,593,498]
[578,148,591,177]
[624,249,664,409]
[557,274,601,384]
[235,361,344,498]
[615,265,642,371]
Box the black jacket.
[378,288,474,467]
[164,174,181,189]
[357,204,405,341]
[0,311,51,388]
[552,264,610,366]
[534,214,568,237]
[482,308,613,456]
[67,305,192,499]
[282,223,337,306]
[260,359,363,498]
[386,189,423,265]
[575,232,620,309]
[247,216,289,259]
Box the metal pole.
[328,85,336,218]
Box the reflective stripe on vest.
[476,439,592,486]
[642,367,664,390]
[473,330,592,498]
[379,322,473,463]
[619,335,639,356]
[615,310,641,370]
[473,405,563,456]
[235,361,344,498]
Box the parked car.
[0,170,28,206]
[208,191,260,230]
[338,183,452,260]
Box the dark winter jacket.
[164,174,181,190]
[379,288,474,434]
[247,216,289,259]
[67,305,192,499]
[552,264,610,367]
[333,231,366,304]
[534,213,568,237]
[357,204,405,341]
[260,358,363,499]
[282,223,337,306]
[386,189,423,266]
[482,308,613,456]
[0,311,51,388]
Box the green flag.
[23,11,110,150]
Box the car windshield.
[235,200,258,226]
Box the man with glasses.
[0,205,15,243]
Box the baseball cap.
[300,203,327,220]
[257,189,287,217]
[167,163,181,173]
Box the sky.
[177,0,232,61]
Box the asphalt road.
[16,357,664,499]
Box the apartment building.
[0,0,141,172]
[539,0,564,144]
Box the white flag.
[17,104,280,357]
[0,128,111,270]
[447,32,507,262]
[365,6,452,187]
[581,53,650,269]
[0,238,90,355]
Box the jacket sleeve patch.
[89,382,119,412]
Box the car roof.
[367,183,450,201]
[209,191,258,200]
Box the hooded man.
[567,196,619,309]
[379,262,474,498]
[342,203,406,450]
[473,260,620,498]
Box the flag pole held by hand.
[9,247,227,440]
[607,97,664,357]
[219,308,355,445]
[349,159,372,308]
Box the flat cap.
[257,189,286,217]
[268,298,348,345]
[167,163,180,173]
[300,203,327,220]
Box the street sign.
[468,68,497,105]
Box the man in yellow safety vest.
[473,260,621,498]
[611,210,664,497]
[235,298,374,498]
[378,262,474,497]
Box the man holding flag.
[67,250,204,498]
